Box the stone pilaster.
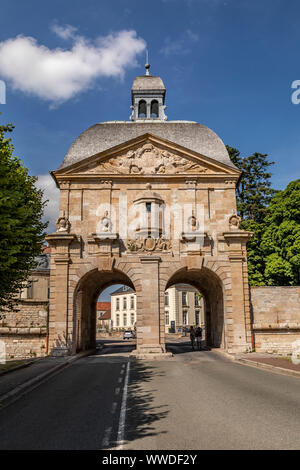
[45,233,76,355]
[223,231,253,353]
[133,255,172,358]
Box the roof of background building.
[59,121,235,170]
[110,286,135,296]
[96,301,111,311]
[98,309,111,320]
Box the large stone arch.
[160,259,231,349]
[72,266,138,353]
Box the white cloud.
[160,30,199,56]
[0,28,146,105]
[50,23,78,40]
[35,174,59,232]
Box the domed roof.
[59,121,235,170]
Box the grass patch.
[0,360,27,372]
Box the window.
[130,296,135,309]
[195,310,199,326]
[165,311,169,325]
[116,314,120,327]
[123,297,127,310]
[194,293,199,306]
[138,100,147,118]
[182,292,187,306]
[165,292,169,306]
[131,313,135,325]
[150,100,159,118]
[182,310,187,325]
[146,202,151,212]
[116,298,120,310]
[123,314,127,327]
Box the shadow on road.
[110,361,169,448]
[166,339,210,355]
[96,338,137,355]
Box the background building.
[110,284,205,333]
[0,247,50,359]
[96,302,111,332]
[110,286,136,330]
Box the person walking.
[195,326,203,350]
[189,326,196,351]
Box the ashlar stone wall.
[251,286,300,354]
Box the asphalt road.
[0,339,299,450]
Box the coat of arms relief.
[86,142,210,175]
[126,237,172,253]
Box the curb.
[236,357,300,378]
[0,349,96,409]
[0,359,37,377]
[207,348,237,362]
[0,356,47,378]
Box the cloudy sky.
[1,0,300,233]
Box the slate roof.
[59,121,235,170]
[110,286,135,296]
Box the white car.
[123,330,135,340]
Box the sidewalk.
[0,351,94,408]
[236,352,300,377]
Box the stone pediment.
[55,134,239,177]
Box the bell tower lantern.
[130,61,167,121]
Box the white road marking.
[111,402,117,414]
[115,387,120,395]
[118,377,123,383]
[116,361,130,449]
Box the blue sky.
[1,0,300,299]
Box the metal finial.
[145,50,150,76]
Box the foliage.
[226,146,277,223]
[0,119,47,310]
[261,180,300,285]
[227,145,299,286]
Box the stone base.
[50,346,70,357]
[131,344,173,360]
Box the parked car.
[123,330,135,340]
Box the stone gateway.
[45,66,253,358]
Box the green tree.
[0,119,47,311]
[226,146,279,285]
[226,146,277,222]
[260,180,300,285]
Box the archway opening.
[138,100,147,118]
[165,267,225,350]
[164,283,205,335]
[73,269,136,353]
[150,100,159,118]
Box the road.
[0,339,299,450]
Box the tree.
[260,180,300,285]
[226,146,277,223]
[226,146,279,285]
[0,119,47,311]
